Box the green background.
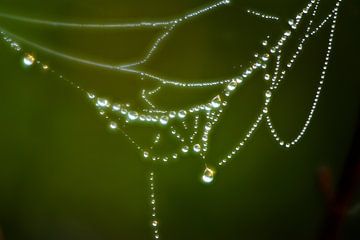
[0,0,359,239]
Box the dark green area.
[0,0,359,239]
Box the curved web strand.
[0,0,232,88]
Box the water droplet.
[235,77,243,84]
[227,80,237,91]
[169,111,176,118]
[128,111,139,120]
[262,54,270,62]
[262,40,268,46]
[143,151,149,158]
[152,220,158,227]
[159,115,169,125]
[96,98,110,108]
[87,92,95,99]
[181,146,189,153]
[112,104,121,111]
[264,74,271,81]
[265,90,272,98]
[23,54,35,66]
[193,144,201,153]
[202,168,214,183]
[288,19,294,26]
[211,95,222,108]
[109,121,118,129]
[178,110,187,118]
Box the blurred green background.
[0,0,359,239]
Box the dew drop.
[23,54,35,66]
[264,74,271,81]
[97,98,110,108]
[202,168,215,183]
[109,121,118,129]
[227,80,237,91]
[178,110,187,118]
[211,95,222,108]
[181,146,189,153]
[265,90,272,98]
[193,144,201,153]
[87,92,95,99]
[159,115,169,125]
[128,111,139,120]
[112,104,121,111]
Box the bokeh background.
[0,0,359,239]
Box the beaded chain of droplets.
[0,0,343,238]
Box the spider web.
[0,0,343,238]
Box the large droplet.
[202,167,215,183]
[128,111,139,121]
[178,110,187,118]
[193,144,201,153]
[159,115,169,125]
[23,54,35,66]
[211,95,222,108]
[181,146,189,153]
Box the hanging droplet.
[202,167,215,183]
[152,220,158,227]
[227,80,237,91]
[109,121,118,129]
[143,151,149,158]
[193,144,201,153]
[159,115,169,125]
[211,95,222,108]
[262,40,268,46]
[23,53,35,66]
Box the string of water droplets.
[246,9,279,21]
[0,0,343,239]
